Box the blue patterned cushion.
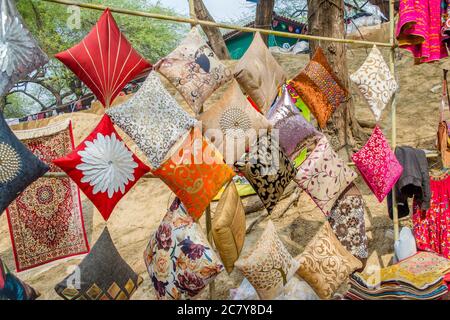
[0,257,40,300]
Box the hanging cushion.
[106,72,197,169]
[352,125,403,202]
[153,128,235,220]
[144,198,223,300]
[55,227,142,300]
[155,26,232,113]
[234,220,300,300]
[295,135,357,217]
[198,80,271,164]
[212,181,246,274]
[290,47,348,128]
[0,257,40,300]
[296,222,363,300]
[234,32,287,114]
[0,0,48,96]
[53,114,150,221]
[55,9,151,107]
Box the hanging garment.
[438,70,450,168]
[412,173,450,259]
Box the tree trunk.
[255,0,275,45]
[192,0,230,60]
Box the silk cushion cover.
[0,257,40,300]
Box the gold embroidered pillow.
[234,32,287,113]
[296,222,362,300]
[234,220,300,300]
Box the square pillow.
[350,46,398,121]
[55,9,151,107]
[295,135,357,217]
[198,80,271,164]
[234,220,300,300]
[296,222,363,300]
[212,181,246,274]
[0,0,48,96]
[55,227,143,300]
[0,112,49,215]
[234,32,287,114]
[290,47,348,128]
[153,127,235,220]
[234,131,297,214]
[155,26,232,113]
[352,125,403,202]
[144,198,224,300]
[53,114,151,221]
[106,72,197,169]
[0,257,40,300]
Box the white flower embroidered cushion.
[350,46,398,121]
[53,114,150,221]
[106,72,197,169]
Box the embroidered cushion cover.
[144,198,224,300]
[53,114,150,221]
[352,125,403,202]
[296,222,363,299]
[106,72,197,169]
[350,46,398,121]
[0,0,48,96]
[290,47,348,128]
[0,257,40,300]
[295,135,357,217]
[55,9,151,107]
[234,220,300,300]
[234,32,287,114]
[55,227,142,300]
[155,26,232,113]
[212,181,246,274]
[0,112,49,215]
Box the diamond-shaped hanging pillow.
[350,46,398,121]
[55,8,151,107]
[53,114,150,221]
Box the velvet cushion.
[0,257,40,300]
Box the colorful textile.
[7,120,89,272]
[0,257,40,300]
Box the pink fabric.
[352,126,403,202]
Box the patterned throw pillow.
[234,220,300,300]
[0,257,40,300]
[296,222,363,300]
[290,47,348,128]
[234,32,287,114]
[198,80,271,164]
[106,72,197,170]
[153,128,235,220]
[53,115,150,221]
[0,0,48,96]
[55,227,142,300]
[155,26,232,114]
[55,9,151,107]
[352,125,403,202]
[144,198,223,300]
[212,181,246,274]
[234,132,297,214]
[295,135,357,217]
[350,46,398,121]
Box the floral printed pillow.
[53,115,150,221]
[295,135,357,217]
[144,198,224,300]
[352,125,403,202]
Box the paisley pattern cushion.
[0,257,40,300]
[106,72,197,170]
[155,26,232,113]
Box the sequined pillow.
[0,0,48,96]
[155,26,232,113]
[0,257,40,300]
[55,227,143,300]
[295,135,357,217]
[144,198,224,300]
[352,125,403,202]
[296,222,363,300]
[290,47,348,128]
[106,72,197,169]
[234,220,300,300]
[234,32,287,114]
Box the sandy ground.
[0,43,446,300]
